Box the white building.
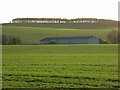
[40,36,100,44]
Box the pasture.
[2,25,117,44]
[2,44,119,88]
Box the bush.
[2,35,22,45]
[107,30,120,44]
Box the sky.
[0,0,119,23]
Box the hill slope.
[3,23,117,29]
[2,25,117,44]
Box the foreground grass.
[2,44,118,88]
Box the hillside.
[2,25,117,44]
[2,18,118,44]
[3,22,117,29]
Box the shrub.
[107,30,120,44]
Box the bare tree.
[2,35,22,45]
[2,34,8,45]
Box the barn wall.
[58,39,70,44]
[58,38,88,44]
[40,37,100,44]
[41,40,50,44]
[69,39,88,44]
[88,38,99,44]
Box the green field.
[2,23,119,88]
[2,44,118,88]
[2,25,117,44]
[3,23,117,29]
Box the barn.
[40,36,100,44]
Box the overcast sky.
[0,0,119,23]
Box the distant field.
[2,44,118,88]
[3,23,117,29]
[2,25,117,44]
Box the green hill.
[3,23,117,29]
[2,24,117,44]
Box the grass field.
[2,44,118,88]
[3,23,117,29]
[2,25,117,44]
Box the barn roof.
[41,36,96,41]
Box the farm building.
[40,36,100,44]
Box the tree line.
[2,34,22,45]
[12,18,117,25]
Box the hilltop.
[3,18,117,29]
